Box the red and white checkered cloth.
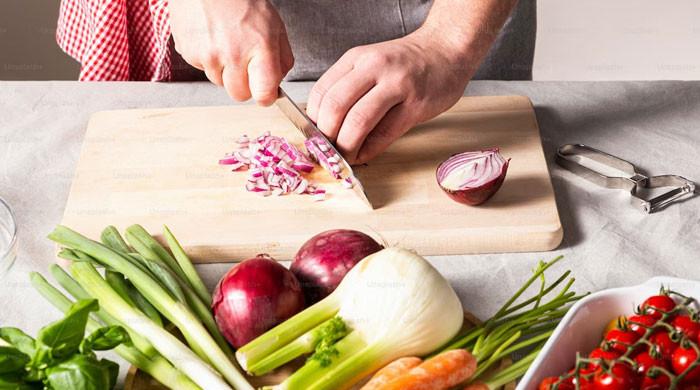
[57,0,172,81]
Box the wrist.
[409,24,483,79]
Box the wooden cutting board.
[62,96,562,262]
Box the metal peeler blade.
[556,144,696,214]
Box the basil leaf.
[36,299,98,360]
[0,328,35,356]
[0,373,37,390]
[44,354,115,390]
[0,347,29,375]
[97,359,118,390]
[79,326,128,354]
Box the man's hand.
[306,0,517,164]
[169,0,293,105]
[306,30,471,164]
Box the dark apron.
[171,0,536,81]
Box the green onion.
[69,261,231,390]
[163,225,211,306]
[48,225,252,390]
[30,272,201,390]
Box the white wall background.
[1,0,700,80]
[535,0,700,80]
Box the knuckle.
[345,110,372,131]
[200,50,220,68]
[359,52,384,68]
[343,46,362,59]
[321,93,345,118]
[309,83,329,101]
[222,48,245,67]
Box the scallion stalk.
[48,225,252,390]
[30,272,201,390]
[69,261,232,390]
[163,225,211,306]
[49,264,159,358]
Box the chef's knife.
[275,87,373,209]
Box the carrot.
[360,357,423,390]
[378,349,477,390]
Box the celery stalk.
[30,272,201,390]
[278,331,374,390]
[163,225,211,306]
[236,293,340,371]
[48,225,252,390]
[248,317,348,376]
[69,261,233,390]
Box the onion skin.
[290,229,383,304]
[212,255,305,348]
[436,150,510,206]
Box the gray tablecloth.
[1,80,698,384]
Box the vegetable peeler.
[556,144,696,213]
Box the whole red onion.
[212,255,304,348]
[290,229,383,304]
[436,148,510,206]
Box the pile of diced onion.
[219,132,351,201]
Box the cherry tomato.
[649,331,680,359]
[593,363,641,389]
[604,315,627,335]
[571,374,594,390]
[539,376,575,390]
[641,370,672,390]
[587,348,622,371]
[672,345,700,381]
[628,314,658,336]
[672,315,700,341]
[539,377,562,390]
[560,370,594,390]
[641,295,677,319]
[635,350,670,375]
[605,328,641,354]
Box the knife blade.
[275,87,373,209]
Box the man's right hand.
[169,0,293,105]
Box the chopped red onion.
[220,132,361,201]
[436,148,510,206]
[220,133,329,199]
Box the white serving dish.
[518,276,700,389]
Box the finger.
[248,47,282,106]
[203,61,224,86]
[355,104,412,164]
[335,85,404,164]
[222,65,251,102]
[306,52,356,122]
[279,26,295,76]
[316,71,375,142]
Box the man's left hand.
[305,27,474,164]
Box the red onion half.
[436,148,510,206]
[212,255,305,348]
[290,229,383,304]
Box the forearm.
[416,0,519,75]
